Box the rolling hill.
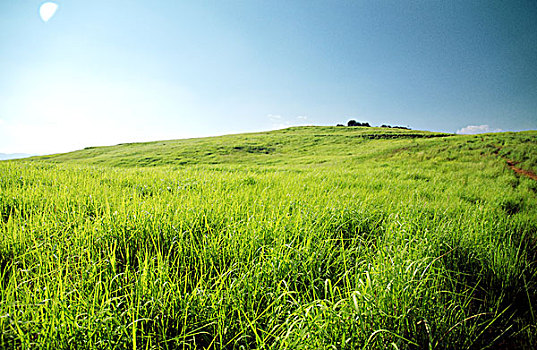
[1,126,537,349]
[0,153,33,160]
[31,126,537,175]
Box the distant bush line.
[357,133,446,139]
[337,119,411,130]
[320,133,449,140]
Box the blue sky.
[1,1,536,154]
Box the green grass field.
[1,126,536,349]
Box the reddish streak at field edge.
[506,160,537,181]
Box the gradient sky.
[1,1,536,154]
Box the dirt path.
[493,145,537,181]
[506,160,537,181]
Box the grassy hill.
[33,126,537,174]
[1,126,537,349]
[36,126,452,167]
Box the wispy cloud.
[267,114,311,129]
[456,125,503,134]
[268,114,282,122]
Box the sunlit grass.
[1,127,536,349]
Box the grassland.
[1,126,536,349]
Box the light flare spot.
[39,2,59,22]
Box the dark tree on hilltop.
[347,120,371,127]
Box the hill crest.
[29,126,452,167]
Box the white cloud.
[267,114,311,130]
[267,114,282,122]
[456,125,503,134]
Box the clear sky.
[1,1,536,154]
